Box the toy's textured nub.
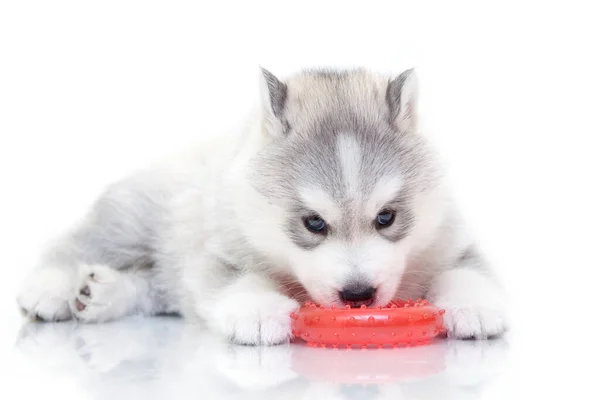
[291,299,445,348]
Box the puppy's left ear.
[386,68,419,134]
[259,67,289,136]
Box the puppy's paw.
[71,264,132,323]
[429,268,508,340]
[210,292,299,345]
[17,267,74,321]
[441,304,508,339]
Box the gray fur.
[261,68,288,121]
[386,68,414,122]
[39,171,178,315]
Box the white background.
[1,1,599,399]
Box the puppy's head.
[248,68,443,307]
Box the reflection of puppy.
[17,318,180,373]
[16,319,509,399]
[17,68,507,344]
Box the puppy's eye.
[376,210,395,228]
[303,215,327,234]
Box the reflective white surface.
[10,316,510,400]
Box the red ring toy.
[291,299,445,348]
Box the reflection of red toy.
[291,340,447,383]
[291,299,445,348]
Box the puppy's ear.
[386,68,418,134]
[259,67,289,136]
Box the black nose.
[340,285,376,304]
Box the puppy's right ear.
[259,67,289,136]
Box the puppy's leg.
[198,272,299,346]
[18,173,172,322]
[427,247,508,339]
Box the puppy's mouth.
[338,285,378,308]
[344,299,375,308]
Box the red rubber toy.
[291,299,445,348]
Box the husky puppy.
[17,68,507,345]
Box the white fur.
[336,134,362,197]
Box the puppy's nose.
[339,285,376,307]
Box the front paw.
[439,303,508,339]
[429,268,508,340]
[209,292,299,345]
